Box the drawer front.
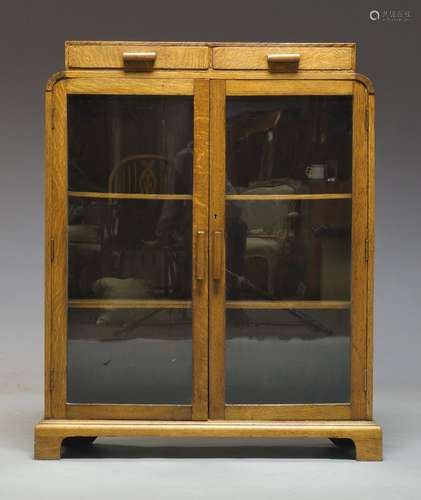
[212,46,355,71]
[66,44,210,69]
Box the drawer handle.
[196,230,206,280]
[212,231,223,281]
[123,51,157,64]
[267,53,301,64]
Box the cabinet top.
[64,41,357,72]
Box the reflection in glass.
[226,200,351,300]
[225,308,350,403]
[68,95,193,194]
[67,308,192,403]
[226,96,352,194]
[68,198,192,299]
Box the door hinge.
[51,105,55,130]
[50,238,55,262]
[365,107,369,132]
[364,238,369,262]
[49,369,55,393]
[364,368,368,393]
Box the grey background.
[0,0,420,498]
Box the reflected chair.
[106,154,186,298]
[240,184,300,297]
[108,154,169,194]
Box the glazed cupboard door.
[48,78,209,420]
[209,79,369,420]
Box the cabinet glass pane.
[68,308,192,404]
[226,199,351,300]
[68,198,192,300]
[68,95,193,194]
[226,96,352,194]
[225,308,350,403]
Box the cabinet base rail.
[34,419,382,461]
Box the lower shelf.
[34,419,382,461]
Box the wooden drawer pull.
[267,53,301,64]
[123,51,157,64]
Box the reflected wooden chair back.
[108,154,169,194]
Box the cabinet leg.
[34,436,63,460]
[354,437,383,461]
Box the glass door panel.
[67,308,192,404]
[225,308,351,404]
[225,199,351,301]
[226,95,352,195]
[51,79,209,418]
[209,80,368,419]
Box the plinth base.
[34,419,382,461]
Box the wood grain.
[47,69,375,94]
[209,80,226,419]
[226,300,350,310]
[67,44,210,70]
[44,90,53,418]
[366,93,376,420]
[191,79,210,420]
[225,404,351,420]
[34,418,382,460]
[225,193,352,201]
[350,82,369,419]
[68,299,191,309]
[66,78,194,95]
[66,404,191,420]
[50,80,67,418]
[213,46,355,71]
[226,80,353,96]
[69,191,192,200]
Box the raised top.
[65,41,356,72]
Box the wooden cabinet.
[35,42,382,460]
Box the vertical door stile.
[191,79,210,420]
[209,80,226,419]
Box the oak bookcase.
[35,42,382,460]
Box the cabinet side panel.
[44,90,53,418]
[366,93,375,420]
[50,81,68,418]
[350,82,369,419]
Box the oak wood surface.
[68,299,192,309]
[50,80,67,418]
[350,82,369,419]
[46,69,374,95]
[191,80,210,420]
[226,80,353,96]
[44,90,53,418]
[65,77,194,95]
[225,300,350,310]
[213,46,355,71]
[67,45,210,70]
[66,404,191,420]
[209,80,226,419]
[366,93,375,420]
[225,193,351,201]
[224,404,351,420]
[34,418,382,461]
[68,191,192,200]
